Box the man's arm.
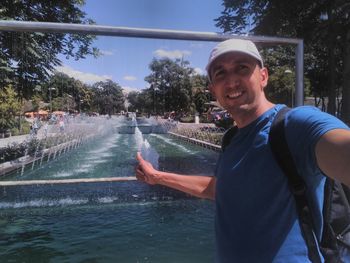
[315,128,350,187]
[136,152,216,200]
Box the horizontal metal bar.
[0,20,301,44]
[0,176,137,186]
[0,20,304,105]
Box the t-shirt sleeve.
[284,106,349,181]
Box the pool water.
[2,134,218,181]
[0,132,218,262]
[0,199,215,262]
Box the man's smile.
[226,90,244,99]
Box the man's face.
[208,52,268,115]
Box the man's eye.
[214,70,224,78]
[238,65,248,70]
[237,65,250,74]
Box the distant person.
[50,114,57,124]
[29,124,34,136]
[43,122,49,136]
[58,117,65,133]
[136,38,350,262]
[32,120,39,135]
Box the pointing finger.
[136,152,144,163]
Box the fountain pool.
[0,199,214,262]
[0,121,219,262]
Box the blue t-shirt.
[215,104,349,263]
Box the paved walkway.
[0,127,47,149]
[0,134,30,148]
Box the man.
[135,38,350,262]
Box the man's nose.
[224,72,240,87]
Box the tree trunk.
[341,29,350,124]
[327,6,337,115]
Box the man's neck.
[232,101,275,128]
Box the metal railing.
[0,20,304,106]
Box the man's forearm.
[154,172,216,200]
[316,129,350,187]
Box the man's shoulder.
[287,105,322,119]
[281,106,349,160]
[285,105,347,129]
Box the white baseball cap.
[206,39,263,80]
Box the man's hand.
[135,152,158,185]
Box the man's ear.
[260,67,269,89]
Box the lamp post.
[49,87,56,112]
[79,99,84,113]
[151,83,157,114]
[284,69,293,107]
[66,94,73,112]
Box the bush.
[0,142,27,164]
[9,118,31,136]
[214,117,234,130]
[20,120,31,135]
[10,127,20,136]
[180,116,194,123]
[199,114,211,123]
[27,138,44,156]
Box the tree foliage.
[91,80,125,115]
[144,58,194,114]
[0,0,99,100]
[52,93,76,112]
[127,58,210,117]
[191,74,211,114]
[260,46,310,106]
[0,86,21,130]
[44,72,94,112]
[215,0,350,121]
[126,91,138,112]
[127,91,149,113]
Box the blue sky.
[57,0,224,92]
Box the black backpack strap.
[221,125,238,152]
[269,106,322,263]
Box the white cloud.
[55,65,112,84]
[153,49,191,59]
[194,67,204,75]
[122,86,141,94]
[124,75,137,81]
[100,49,114,56]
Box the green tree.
[133,90,153,114]
[0,86,21,131]
[51,96,66,111]
[72,79,93,113]
[215,0,350,121]
[127,91,140,113]
[31,94,42,112]
[0,0,99,100]
[44,72,93,112]
[194,91,210,114]
[145,58,194,115]
[44,72,73,111]
[259,46,310,106]
[79,84,94,112]
[191,74,211,114]
[92,80,125,115]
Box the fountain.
[131,113,160,169]
[0,115,219,262]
